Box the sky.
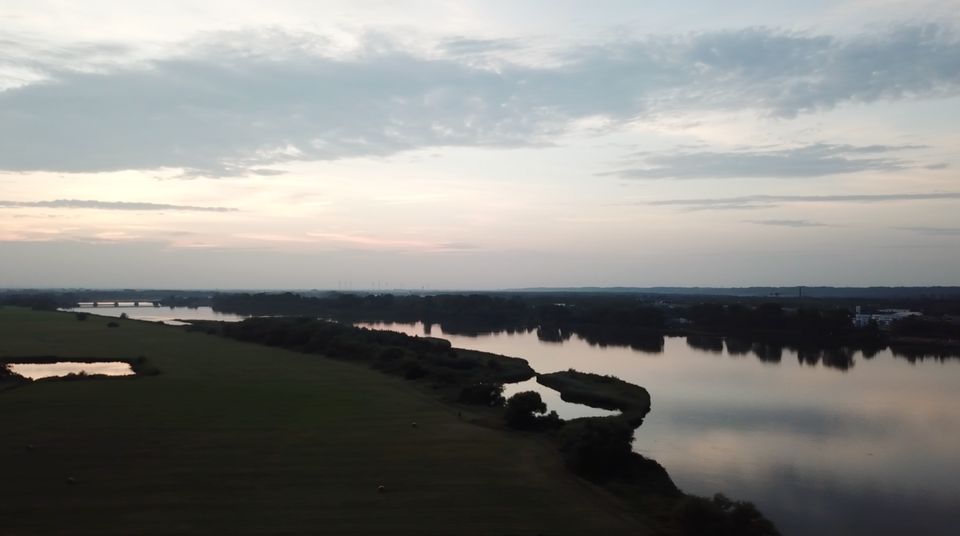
[1,0,959,289]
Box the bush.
[457,383,505,406]
[106,321,120,328]
[558,417,635,477]
[400,359,427,380]
[75,312,89,321]
[379,347,405,361]
[433,370,460,384]
[505,391,546,429]
[538,410,562,429]
[673,494,780,536]
[427,353,479,370]
[131,356,161,377]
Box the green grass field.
[0,308,651,535]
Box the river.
[357,321,960,536]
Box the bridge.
[75,300,163,308]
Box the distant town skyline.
[2,1,959,288]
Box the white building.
[853,306,921,328]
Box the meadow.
[0,308,649,535]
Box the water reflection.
[685,334,724,353]
[535,325,571,344]
[405,316,957,370]
[7,361,134,379]
[358,321,960,536]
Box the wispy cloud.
[746,219,833,227]
[0,199,237,212]
[895,226,960,236]
[648,192,960,211]
[306,232,476,252]
[1,24,958,175]
[604,143,924,180]
[438,37,523,56]
[234,233,316,244]
[228,230,479,252]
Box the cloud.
[649,192,960,210]
[0,33,138,89]
[306,231,476,252]
[1,24,958,175]
[0,199,237,212]
[604,143,923,179]
[247,168,288,176]
[895,226,960,236]
[437,37,522,56]
[746,219,832,227]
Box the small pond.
[5,362,135,380]
[60,305,250,325]
[502,377,618,418]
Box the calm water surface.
[359,321,960,536]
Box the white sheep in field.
[411,421,417,428]
[378,484,386,493]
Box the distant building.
[853,306,920,328]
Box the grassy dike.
[0,307,651,535]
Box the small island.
[537,369,651,424]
